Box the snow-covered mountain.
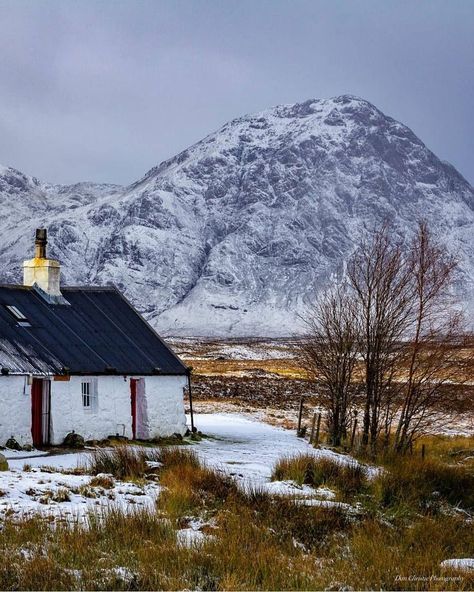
[0,95,473,336]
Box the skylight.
[5,305,27,320]
[4,305,31,326]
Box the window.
[82,381,91,407]
[4,305,31,326]
[81,379,98,411]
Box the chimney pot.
[35,228,47,259]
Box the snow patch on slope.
[0,95,473,336]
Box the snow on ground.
[192,412,376,484]
[210,343,297,360]
[0,466,160,520]
[189,413,374,513]
[0,413,372,518]
[440,559,474,572]
[170,338,298,361]
[176,517,213,548]
[2,449,49,460]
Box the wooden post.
[421,444,426,461]
[309,413,317,444]
[350,418,358,450]
[297,397,304,436]
[187,369,195,433]
[314,413,321,447]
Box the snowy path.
[1,413,368,517]
[191,413,362,486]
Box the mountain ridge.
[0,95,473,336]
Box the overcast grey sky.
[0,0,472,185]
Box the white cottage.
[0,229,189,448]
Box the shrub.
[38,488,71,504]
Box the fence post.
[314,413,321,447]
[309,413,317,444]
[187,369,195,433]
[421,444,426,461]
[297,397,304,437]
[350,418,358,450]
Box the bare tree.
[299,285,359,446]
[347,225,414,452]
[301,221,465,455]
[394,221,462,452]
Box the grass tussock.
[272,453,367,498]
[373,456,474,512]
[84,445,161,480]
[89,474,115,489]
[416,434,474,464]
[157,449,239,520]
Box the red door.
[31,379,51,447]
[130,379,137,440]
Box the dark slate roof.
[0,285,188,376]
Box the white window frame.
[81,378,98,412]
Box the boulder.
[5,437,22,451]
[63,432,85,449]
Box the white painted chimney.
[23,228,61,296]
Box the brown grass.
[373,456,474,512]
[84,445,161,480]
[272,453,368,498]
[0,450,473,590]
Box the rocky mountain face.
[0,95,473,336]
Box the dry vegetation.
[1,445,474,590]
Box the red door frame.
[130,379,137,440]
[31,378,51,447]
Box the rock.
[5,437,22,451]
[0,453,8,471]
[63,432,85,449]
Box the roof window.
[4,305,31,326]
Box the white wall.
[145,375,188,439]
[0,374,187,447]
[0,375,33,447]
[50,374,187,444]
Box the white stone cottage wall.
[0,374,188,446]
[0,375,33,447]
[51,375,188,444]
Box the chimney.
[23,228,61,296]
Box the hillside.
[0,95,473,336]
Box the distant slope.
[0,95,473,336]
